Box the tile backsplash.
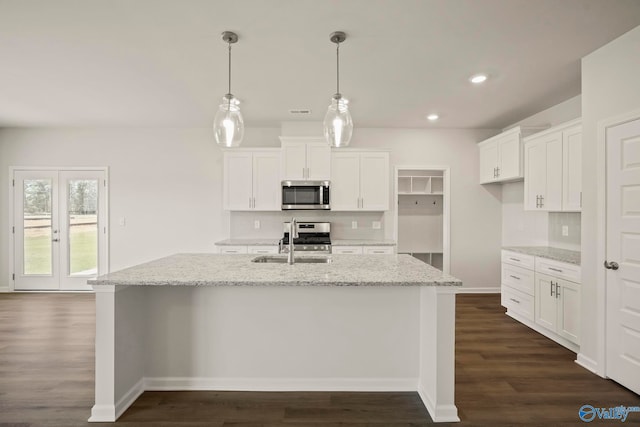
[548,212,581,251]
[230,211,386,241]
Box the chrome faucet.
[288,218,298,264]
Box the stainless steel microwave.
[281,180,330,210]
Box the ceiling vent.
[289,109,312,116]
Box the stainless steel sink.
[251,255,332,264]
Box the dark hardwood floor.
[0,293,638,426]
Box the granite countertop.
[216,238,396,247]
[89,253,461,287]
[503,246,581,265]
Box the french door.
[13,169,107,291]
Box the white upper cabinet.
[280,137,331,181]
[562,124,582,211]
[478,127,526,184]
[523,119,581,212]
[331,151,389,211]
[223,149,281,211]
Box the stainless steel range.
[281,221,331,254]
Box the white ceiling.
[1,0,640,129]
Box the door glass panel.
[23,179,53,275]
[68,180,98,276]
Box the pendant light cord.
[336,42,340,96]
[227,42,232,96]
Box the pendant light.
[213,31,244,147]
[323,31,353,148]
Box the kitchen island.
[88,253,462,423]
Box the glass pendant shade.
[213,96,244,148]
[323,96,353,148]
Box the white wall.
[0,127,279,286]
[581,24,640,374]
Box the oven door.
[281,181,330,210]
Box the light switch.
[351,221,358,229]
[562,225,569,236]
[118,217,126,226]
[254,220,260,229]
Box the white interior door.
[13,169,107,291]
[606,117,640,394]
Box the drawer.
[363,246,394,255]
[535,257,581,283]
[219,245,248,254]
[502,285,534,322]
[502,250,535,270]
[502,263,534,295]
[332,246,364,254]
[247,246,279,254]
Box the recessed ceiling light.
[427,114,439,121]
[470,74,488,84]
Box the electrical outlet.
[372,221,381,229]
[351,221,358,229]
[254,220,260,229]
[562,225,569,236]
[118,217,126,226]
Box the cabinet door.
[544,134,563,211]
[330,152,360,211]
[562,125,582,211]
[535,273,557,331]
[524,139,547,210]
[497,132,522,181]
[479,141,498,184]
[253,152,281,211]
[306,142,331,180]
[360,152,389,210]
[557,278,580,344]
[281,143,307,180]
[224,152,253,210]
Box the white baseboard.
[0,286,10,293]
[455,286,500,294]
[88,378,144,422]
[576,353,604,377]
[144,377,417,392]
[417,384,460,423]
[116,378,145,419]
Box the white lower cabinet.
[501,250,580,350]
[332,245,395,255]
[219,245,279,254]
[535,273,580,345]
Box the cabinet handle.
[361,197,364,208]
[493,167,497,178]
[550,282,555,297]
[539,195,544,208]
[496,166,500,177]
[509,298,520,304]
[548,267,563,273]
[509,257,521,262]
[555,283,560,299]
[509,275,520,280]
[249,197,252,208]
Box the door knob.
[52,238,59,242]
[604,260,619,270]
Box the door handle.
[52,238,59,242]
[604,260,619,270]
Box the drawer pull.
[509,275,521,280]
[549,267,563,273]
[509,257,521,262]
[509,298,520,304]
